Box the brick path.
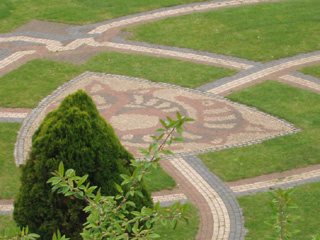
[1,0,320,239]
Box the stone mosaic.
[19,72,296,162]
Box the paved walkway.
[1,0,320,239]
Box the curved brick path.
[1,0,320,239]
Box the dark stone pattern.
[184,155,245,240]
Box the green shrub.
[13,90,152,239]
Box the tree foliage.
[13,90,152,239]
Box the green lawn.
[0,0,208,33]
[239,182,320,239]
[200,80,320,181]
[0,51,236,108]
[153,203,199,240]
[0,60,83,108]
[299,64,320,79]
[127,0,320,62]
[0,123,21,199]
[0,215,16,235]
[144,164,176,192]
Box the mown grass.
[0,215,16,235]
[0,0,208,33]
[0,51,236,108]
[239,182,320,239]
[299,64,320,79]
[144,164,176,192]
[0,123,21,199]
[153,203,199,240]
[127,0,320,62]
[0,60,83,108]
[200,81,320,181]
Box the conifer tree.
[14,90,152,240]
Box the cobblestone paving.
[0,204,14,215]
[198,51,320,95]
[0,108,31,123]
[231,168,320,196]
[152,193,189,207]
[2,0,320,239]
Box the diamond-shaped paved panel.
[19,73,297,161]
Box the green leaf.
[172,218,178,229]
[65,191,75,197]
[176,126,184,135]
[183,117,195,122]
[58,162,64,176]
[126,201,136,208]
[61,186,69,194]
[155,128,166,133]
[115,183,123,194]
[94,188,101,202]
[154,201,160,212]
[138,148,149,155]
[152,162,158,169]
[172,137,185,142]
[157,133,165,141]
[176,112,182,120]
[132,221,139,234]
[120,174,130,180]
[131,211,141,216]
[160,219,167,226]
[141,207,153,216]
[148,233,160,238]
[86,186,97,195]
[153,150,159,158]
[146,220,151,229]
[65,169,75,177]
[47,177,61,185]
[77,175,88,186]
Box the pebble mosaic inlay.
[18,72,297,163]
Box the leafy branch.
[265,188,300,240]
[46,112,194,239]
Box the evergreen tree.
[14,90,152,239]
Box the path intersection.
[1,0,320,239]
